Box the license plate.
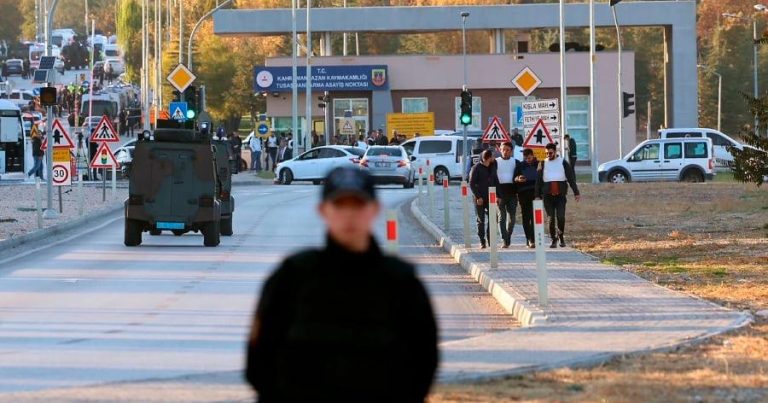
[156,221,185,230]
[374,162,391,168]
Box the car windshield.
[367,147,402,157]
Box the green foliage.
[0,0,23,42]
[116,0,141,82]
[729,93,768,187]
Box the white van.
[599,137,715,183]
[401,136,476,183]
[658,128,745,168]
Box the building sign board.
[253,65,389,92]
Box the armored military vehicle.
[211,138,234,236]
[124,125,222,247]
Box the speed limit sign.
[52,163,71,187]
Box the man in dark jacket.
[564,134,578,169]
[469,149,497,248]
[514,148,538,248]
[246,167,438,403]
[534,143,581,248]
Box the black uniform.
[469,161,498,245]
[246,236,438,403]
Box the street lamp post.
[724,5,767,131]
[611,0,624,158]
[43,0,61,220]
[460,11,469,182]
[187,0,233,70]
[698,65,723,132]
[292,0,298,148]
[559,0,567,157]
[305,0,312,155]
[589,0,599,184]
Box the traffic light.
[40,87,57,106]
[183,86,197,119]
[622,92,635,118]
[318,93,329,109]
[172,90,181,102]
[460,90,472,126]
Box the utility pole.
[460,11,469,182]
[304,0,312,155]
[559,0,568,157]
[291,0,298,151]
[612,3,624,158]
[43,0,61,220]
[589,0,599,184]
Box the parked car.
[401,136,473,183]
[276,145,364,185]
[658,128,751,168]
[598,138,715,183]
[3,59,24,76]
[360,146,416,188]
[8,90,34,109]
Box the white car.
[104,58,125,75]
[599,137,715,183]
[658,128,750,168]
[8,90,34,109]
[276,145,365,185]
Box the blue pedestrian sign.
[258,123,269,135]
[516,106,524,124]
[170,102,188,122]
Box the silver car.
[360,146,416,188]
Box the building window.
[454,96,481,131]
[566,95,590,160]
[333,98,369,137]
[402,97,428,113]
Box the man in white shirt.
[357,135,368,150]
[249,132,262,171]
[534,143,581,248]
[495,142,520,248]
[266,132,278,171]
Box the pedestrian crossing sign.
[89,116,119,142]
[480,116,511,143]
[340,117,356,136]
[169,102,188,122]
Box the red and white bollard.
[533,199,548,306]
[428,173,435,218]
[418,166,424,197]
[443,177,450,229]
[489,187,498,268]
[461,180,470,248]
[386,210,398,254]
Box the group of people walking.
[248,131,293,172]
[469,138,581,249]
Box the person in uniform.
[246,167,438,403]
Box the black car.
[3,59,24,76]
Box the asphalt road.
[0,184,513,397]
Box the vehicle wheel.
[203,220,221,247]
[124,219,142,246]
[220,217,233,236]
[279,169,293,185]
[172,230,185,236]
[682,169,704,183]
[608,170,629,183]
[433,166,449,184]
[149,228,161,236]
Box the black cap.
[322,167,376,202]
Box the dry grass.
[430,182,768,402]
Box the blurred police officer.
[246,167,438,403]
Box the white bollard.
[461,180,470,248]
[35,177,43,229]
[386,210,398,254]
[428,173,435,219]
[442,177,450,230]
[489,187,498,268]
[418,166,424,203]
[533,199,549,306]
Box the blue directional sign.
[169,102,188,122]
[516,106,524,124]
[258,123,269,135]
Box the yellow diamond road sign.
[167,64,197,93]
[511,66,542,97]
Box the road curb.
[0,202,124,254]
[409,199,547,327]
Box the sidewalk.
[412,187,752,382]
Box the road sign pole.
[35,178,43,229]
[112,165,117,200]
[533,199,548,306]
[43,105,58,219]
[428,173,434,219]
[78,161,84,216]
[58,186,63,213]
[102,167,106,202]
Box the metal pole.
[589,0,598,183]
[443,178,450,230]
[178,0,183,64]
[461,180,470,249]
[646,100,651,140]
[559,0,568,157]
[291,0,298,152]
[304,0,313,155]
[58,186,62,213]
[461,12,469,183]
[754,19,760,131]
[343,0,348,56]
[43,0,61,220]
[187,0,233,70]
[157,0,162,110]
[143,0,150,131]
[612,5,623,158]
[717,72,722,132]
[35,177,43,228]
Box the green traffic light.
[186,109,196,119]
[460,114,471,125]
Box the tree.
[117,0,142,82]
[729,94,768,186]
[0,0,23,43]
